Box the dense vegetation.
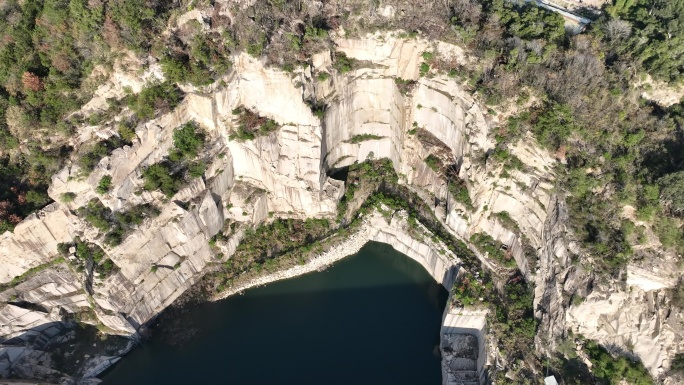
[57,237,117,278]
[209,217,332,292]
[159,20,233,86]
[127,81,183,121]
[440,0,684,278]
[606,0,684,82]
[0,0,175,231]
[470,232,517,268]
[142,122,206,197]
[584,340,655,385]
[78,198,160,246]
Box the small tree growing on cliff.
[170,122,205,161]
[659,171,684,216]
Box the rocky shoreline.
[213,221,372,300]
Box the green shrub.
[95,258,116,276]
[491,147,524,171]
[229,107,280,141]
[532,103,576,150]
[448,181,474,210]
[142,163,181,197]
[128,81,183,120]
[114,203,159,227]
[108,0,172,51]
[652,215,684,253]
[584,340,655,385]
[78,142,108,173]
[77,198,159,245]
[452,272,486,306]
[419,63,430,76]
[491,211,520,233]
[170,122,206,161]
[306,99,327,120]
[672,281,684,309]
[333,52,355,73]
[424,155,441,172]
[159,36,232,86]
[60,192,77,203]
[25,190,49,207]
[96,175,112,194]
[470,232,517,268]
[659,171,684,216]
[347,134,383,144]
[78,135,129,175]
[394,78,417,95]
[141,122,206,196]
[189,161,206,178]
[672,353,684,373]
[78,199,111,232]
[118,122,137,143]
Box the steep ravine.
[0,32,682,384]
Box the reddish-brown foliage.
[0,201,11,217]
[51,52,74,74]
[21,71,43,92]
[103,13,121,48]
[7,214,21,225]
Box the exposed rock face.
[0,205,77,284]
[441,309,488,385]
[91,202,220,333]
[534,195,575,343]
[0,265,88,338]
[567,285,684,379]
[368,211,459,288]
[1,31,682,383]
[323,76,405,172]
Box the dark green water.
[101,241,448,385]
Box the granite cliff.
[0,27,681,385]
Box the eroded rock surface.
[1,31,681,383]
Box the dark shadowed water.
[101,241,448,385]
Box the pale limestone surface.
[627,264,679,292]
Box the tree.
[142,163,180,197]
[171,122,205,160]
[606,0,684,82]
[21,71,43,92]
[5,105,30,141]
[659,171,684,216]
[128,81,183,120]
[96,175,112,194]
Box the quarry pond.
[101,241,448,384]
